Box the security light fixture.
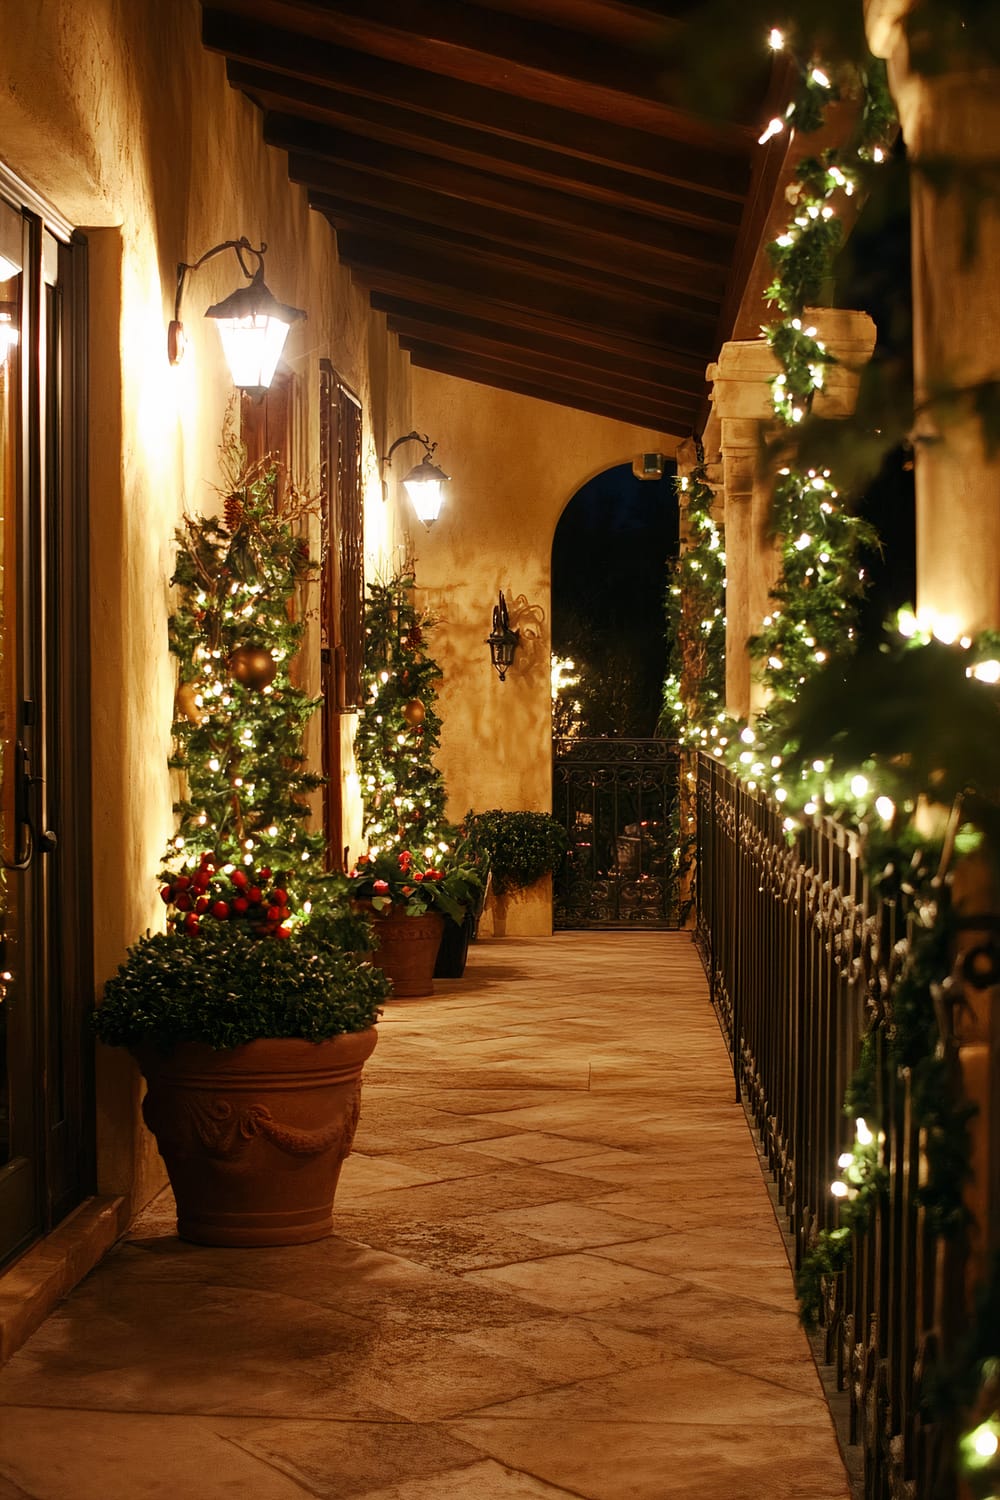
[486,591,520,682]
[383,430,450,528]
[167,236,306,396]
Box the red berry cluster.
[160,853,292,938]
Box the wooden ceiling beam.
[395,329,687,410]
[206,0,755,148]
[205,14,748,200]
[308,187,725,304]
[283,142,734,270]
[334,231,716,355]
[229,65,745,232]
[370,292,709,383]
[403,342,693,434]
[313,199,718,323]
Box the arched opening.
[551,460,681,930]
[551,461,679,737]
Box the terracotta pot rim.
[134,1027,378,1077]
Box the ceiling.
[202,0,794,437]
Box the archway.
[551,460,680,928]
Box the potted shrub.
[465,810,568,935]
[94,913,390,1247]
[346,842,484,995]
[93,421,392,1247]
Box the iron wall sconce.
[167,236,306,396]
[382,430,449,528]
[486,591,520,681]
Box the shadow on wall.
[505,593,546,676]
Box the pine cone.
[406,625,423,648]
[224,493,244,531]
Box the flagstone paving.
[0,933,850,1499]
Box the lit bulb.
[810,67,830,87]
[875,796,895,824]
[838,1152,853,1170]
[856,1118,873,1146]
[758,116,785,145]
[740,727,755,745]
[972,659,1000,683]
[971,1425,999,1459]
[850,775,869,798]
[831,1181,849,1198]
[768,26,784,49]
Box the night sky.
[552,463,679,736]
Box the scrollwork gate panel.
[552,738,680,928]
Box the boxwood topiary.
[93,921,390,1052]
[465,809,568,898]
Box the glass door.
[0,183,92,1268]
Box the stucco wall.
[408,367,677,934]
[0,0,412,1211]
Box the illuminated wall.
[0,0,413,1212]
[407,367,676,935]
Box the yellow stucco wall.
[0,0,413,1212]
[407,367,677,935]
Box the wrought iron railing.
[695,754,973,1500]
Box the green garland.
[659,464,727,744]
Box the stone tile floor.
[0,933,850,1499]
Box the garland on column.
[659,462,727,743]
[354,569,449,855]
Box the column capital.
[707,310,877,424]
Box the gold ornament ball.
[229,645,278,691]
[175,680,204,725]
[402,698,426,726]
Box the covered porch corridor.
[0,933,849,1500]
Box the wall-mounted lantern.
[167,236,306,396]
[486,591,520,682]
[382,430,449,528]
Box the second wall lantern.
[168,236,306,396]
[383,430,450,528]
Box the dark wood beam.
[227,64,746,232]
[313,198,719,323]
[370,292,709,383]
[206,14,749,200]
[284,142,734,270]
[334,231,717,356]
[395,329,690,410]
[206,0,755,147]
[308,186,725,304]
[403,343,693,434]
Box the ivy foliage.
[659,464,727,743]
[465,810,568,898]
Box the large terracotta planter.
[135,1029,378,1247]
[369,909,445,997]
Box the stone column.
[706,309,876,719]
[867,1,1000,633]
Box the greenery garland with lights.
[659,462,727,742]
[660,11,1000,1480]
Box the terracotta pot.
[368,908,445,997]
[134,1029,378,1247]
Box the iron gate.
[552,738,681,928]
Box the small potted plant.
[465,810,568,936]
[346,842,484,994]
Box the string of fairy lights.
[664,21,1000,1491]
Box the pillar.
[867,1,1000,633]
[706,309,876,719]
